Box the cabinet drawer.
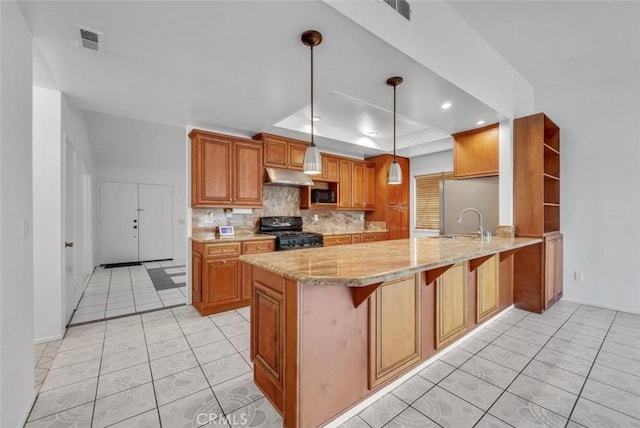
[361,232,388,242]
[242,240,275,254]
[204,243,241,258]
[323,235,352,247]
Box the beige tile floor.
[29,301,640,427]
[70,261,188,325]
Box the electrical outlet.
[313,214,319,222]
[573,271,584,281]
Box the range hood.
[264,167,314,187]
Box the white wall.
[409,150,453,237]
[536,76,640,314]
[32,88,98,342]
[0,1,35,426]
[98,165,187,262]
[32,87,63,342]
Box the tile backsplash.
[192,186,382,234]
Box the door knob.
[65,242,74,248]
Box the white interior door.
[100,181,139,264]
[138,184,173,261]
[63,140,78,324]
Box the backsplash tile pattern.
[192,186,382,235]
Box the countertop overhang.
[240,236,542,286]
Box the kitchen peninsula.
[240,236,541,427]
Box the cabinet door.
[554,236,563,301]
[192,251,202,306]
[545,234,563,307]
[369,275,420,388]
[233,140,263,206]
[264,138,288,168]
[352,162,366,207]
[436,263,467,348]
[453,124,499,178]
[252,281,285,389]
[477,255,499,323]
[388,207,409,239]
[339,160,353,208]
[288,142,307,171]
[192,134,233,206]
[364,162,376,209]
[203,259,241,306]
[388,157,409,206]
[323,155,340,181]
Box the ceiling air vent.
[384,0,411,21]
[74,25,103,53]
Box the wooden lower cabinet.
[476,255,499,323]
[192,239,274,316]
[369,275,421,388]
[513,233,563,313]
[436,263,468,348]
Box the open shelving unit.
[513,113,563,313]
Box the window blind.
[415,172,454,230]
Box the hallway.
[70,260,187,325]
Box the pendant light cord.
[310,45,315,147]
[393,84,397,161]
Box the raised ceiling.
[18,0,502,158]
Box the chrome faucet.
[457,208,483,238]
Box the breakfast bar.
[240,236,541,427]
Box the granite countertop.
[190,233,276,243]
[320,230,388,236]
[240,236,541,287]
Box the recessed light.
[476,120,485,126]
[312,116,321,122]
[366,131,378,137]
[441,102,452,110]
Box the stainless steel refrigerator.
[440,177,499,235]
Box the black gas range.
[259,216,323,251]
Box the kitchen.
[3,0,635,428]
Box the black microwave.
[311,189,336,203]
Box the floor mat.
[102,261,142,268]
[147,265,186,290]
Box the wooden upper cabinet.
[253,133,308,171]
[453,123,499,179]
[352,161,366,208]
[233,141,263,206]
[191,132,233,206]
[339,159,353,208]
[364,162,376,209]
[190,129,263,208]
[311,153,340,182]
[387,157,409,206]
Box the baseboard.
[34,333,64,345]
[560,297,640,315]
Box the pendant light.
[301,30,322,175]
[387,76,403,184]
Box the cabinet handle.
[222,260,227,264]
